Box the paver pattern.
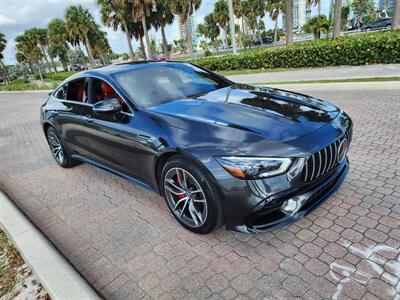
[0,89,399,299]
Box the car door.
[51,78,91,156]
[79,77,145,181]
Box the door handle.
[83,115,93,122]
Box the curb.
[0,190,101,300]
[0,90,52,94]
[262,81,400,91]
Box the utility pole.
[228,0,238,54]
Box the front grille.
[302,131,350,182]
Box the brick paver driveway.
[0,88,399,299]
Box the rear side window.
[67,79,86,102]
[55,84,67,100]
[54,79,87,102]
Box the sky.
[0,0,332,65]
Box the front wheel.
[46,127,79,168]
[161,155,224,234]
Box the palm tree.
[48,18,70,71]
[123,0,156,60]
[267,0,285,44]
[303,15,331,39]
[0,32,11,85]
[285,0,294,45]
[213,0,229,47]
[37,28,57,73]
[170,0,202,60]
[65,5,97,66]
[15,32,44,81]
[227,0,237,53]
[233,0,246,47]
[308,0,321,17]
[197,13,220,45]
[393,0,400,30]
[152,0,174,58]
[333,0,342,38]
[90,27,112,65]
[97,0,136,60]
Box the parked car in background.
[255,37,274,46]
[70,64,89,72]
[362,18,392,32]
[152,54,166,61]
[41,62,352,234]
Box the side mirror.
[92,98,122,114]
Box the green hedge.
[45,71,75,81]
[195,31,400,71]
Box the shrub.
[45,71,75,81]
[194,31,400,71]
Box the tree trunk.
[123,20,135,60]
[47,48,58,73]
[40,46,52,73]
[256,19,263,45]
[141,14,152,60]
[84,32,95,67]
[36,62,43,81]
[161,25,169,59]
[186,18,194,60]
[333,0,342,38]
[60,57,68,71]
[228,0,237,54]
[285,0,294,45]
[274,18,279,43]
[318,1,321,17]
[393,0,400,30]
[139,36,146,59]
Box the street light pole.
[227,0,237,54]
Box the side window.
[91,79,129,112]
[66,79,86,102]
[55,84,67,100]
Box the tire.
[161,155,224,234]
[46,126,79,168]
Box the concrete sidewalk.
[227,64,400,84]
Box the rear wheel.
[161,155,224,234]
[46,127,78,168]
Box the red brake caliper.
[176,175,185,200]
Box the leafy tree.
[267,0,285,43]
[152,0,175,58]
[37,28,57,72]
[90,26,112,65]
[197,13,220,47]
[213,0,229,46]
[0,32,11,85]
[303,15,331,39]
[351,0,378,25]
[97,0,136,60]
[170,0,202,59]
[15,32,44,80]
[48,19,70,71]
[125,0,156,60]
[65,5,97,66]
[341,5,351,29]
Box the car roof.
[77,61,189,78]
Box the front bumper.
[232,158,349,233]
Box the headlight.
[215,156,292,179]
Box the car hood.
[147,84,340,142]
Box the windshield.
[113,63,231,107]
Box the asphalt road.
[0,88,399,299]
[227,64,400,84]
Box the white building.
[282,0,311,32]
[177,12,197,50]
